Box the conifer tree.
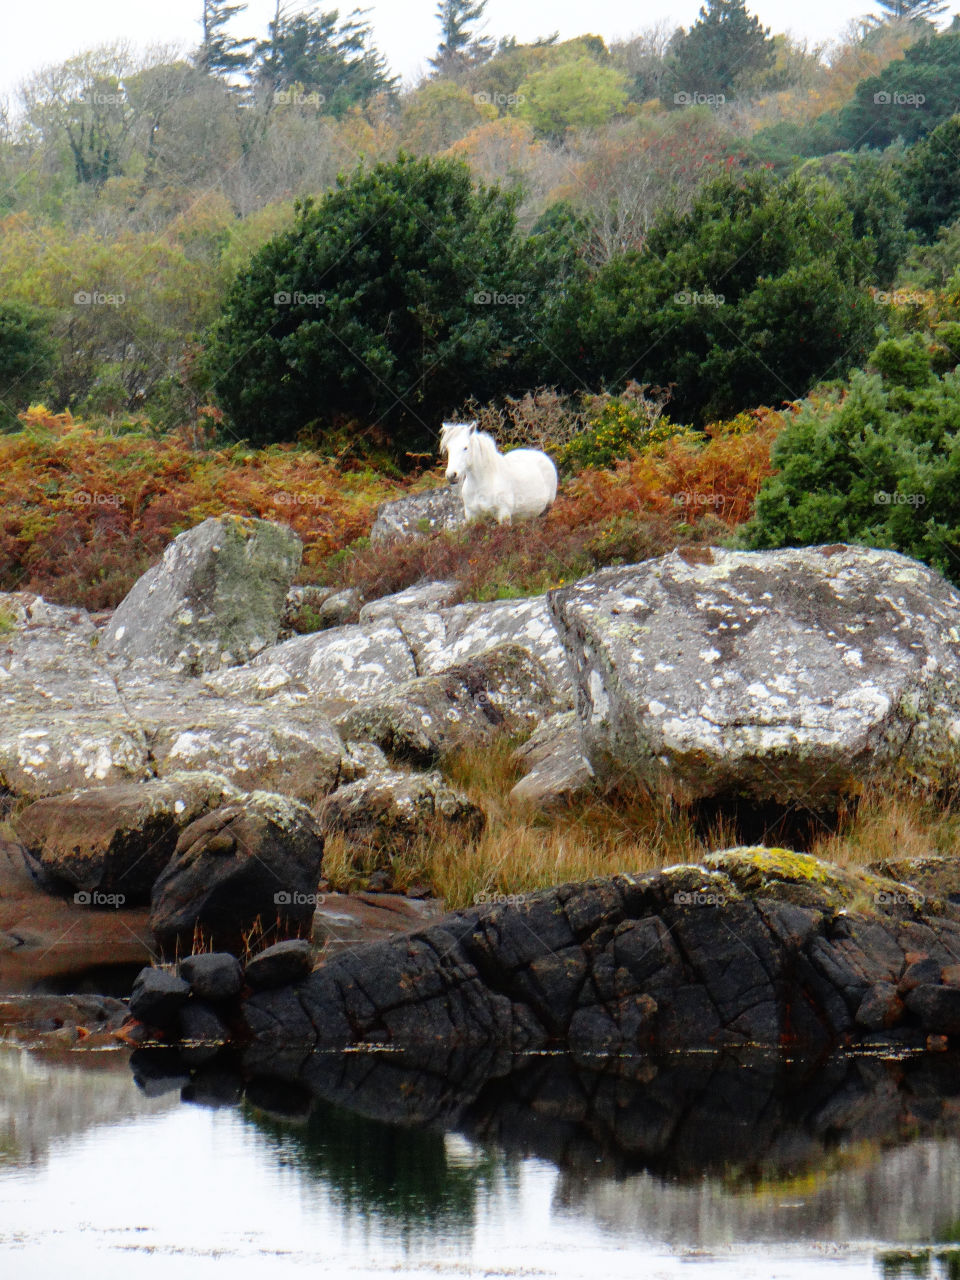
[196,0,253,77]
[663,0,776,101]
[430,0,494,77]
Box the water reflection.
[253,1099,511,1234]
[2,1042,960,1275]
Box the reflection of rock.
[127,1033,960,1251]
[0,1047,172,1165]
[0,837,153,996]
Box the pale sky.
[0,0,933,105]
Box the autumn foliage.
[0,405,780,611]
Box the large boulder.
[103,516,302,675]
[149,792,325,956]
[14,772,240,903]
[550,545,960,806]
[250,619,417,707]
[0,593,149,802]
[114,666,343,805]
[335,645,561,764]
[319,766,485,853]
[370,485,464,546]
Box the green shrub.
[899,115,960,242]
[558,396,689,472]
[838,33,960,150]
[204,153,570,459]
[548,169,880,426]
[0,301,54,430]
[741,343,960,584]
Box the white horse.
[439,421,558,525]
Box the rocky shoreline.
[7,507,960,1069]
[111,849,960,1063]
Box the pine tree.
[429,0,494,77]
[868,0,947,21]
[196,0,253,77]
[252,5,397,115]
[663,0,776,101]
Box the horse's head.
[440,421,476,486]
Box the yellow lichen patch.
[705,845,924,914]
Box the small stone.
[178,1000,230,1049]
[898,957,942,995]
[244,939,315,991]
[206,833,236,855]
[179,952,243,1002]
[129,967,190,1029]
[943,965,960,988]
[927,1033,950,1052]
[855,982,904,1031]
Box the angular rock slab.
[103,516,302,674]
[402,596,574,704]
[358,580,458,625]
[550,545,960,805]
[370,485,465,546]
[114,665,343,806]
[149,792,325,956]
[14,772,240,903]
[0,593,148,801]
[336,645,561,764]
[251,619,417,707]
[509,710,594,809]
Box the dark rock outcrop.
[149,792,324,956]
[233,849,960,1055]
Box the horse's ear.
[468,421,478,434]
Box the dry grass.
[321,736,739,911]
[811,784,960,871]
[321,746,960,911]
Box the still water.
[1,1043,959,1279]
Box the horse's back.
[502,447,557,515]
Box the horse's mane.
[468,428,501,474]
